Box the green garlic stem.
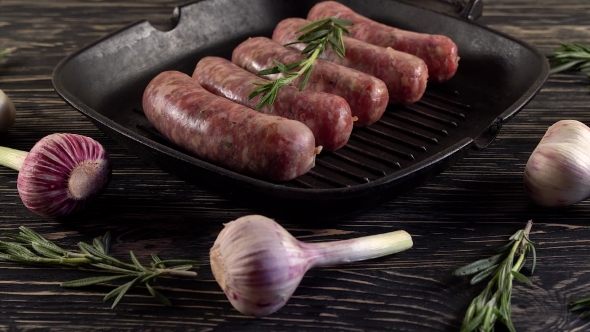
[0,146,28,171]
[306,230,413,268]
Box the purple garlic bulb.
[210,215,413,317]
[0,133,112,217]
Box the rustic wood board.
[1,0,590,331]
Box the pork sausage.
[307,1,459,83]
[273,17,428,104]
[193,56,353,151]
[232,37,388,127]
[142,70,320,181]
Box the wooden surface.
[1,0,590,331]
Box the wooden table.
[1,0,590,331]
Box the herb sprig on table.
[548,43,590,76]
[248,17,353,110]
[0,226,201,308]
[0,47,16,62]
[453,220,536,332]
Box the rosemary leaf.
[146,282,172,306]
[0,48,16,62]
[299,66,313,91]
[510,270,532,285]
[93,238,105,254]
[61,274,133,288]
[90,262,138,274]
[295,17,330,33]
[168,264,194,271]
[299,29,329,44]
[469,264,499,285]
[0,240,37,258]
[31,242,64,259]
[453,253,505,277]
[151,254,163,267]
[3,233,34,245]
[102,232,111,255]
[129,251,148,272]
[104,275,143,307]
[156,259,202,266]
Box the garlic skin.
[16,133,112,217]
[0,89,16,135]
[524,120,590,206]
[210,215,413,317]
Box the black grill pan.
[52,0,549,219]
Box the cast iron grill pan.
[52,0,549,219]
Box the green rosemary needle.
[248,17,353,110]
[452,220,536,332]
[0,226,201,308]
[0,47,16,62]
[547,43,590,76]
[569,297,590,318]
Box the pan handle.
[398,0,484,21]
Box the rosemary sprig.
[452,220,536,332]
[0,226,201,308]
[570,297,590,318]
[547,43,590,76]
[0,47,16,62]
[248,17,353,110]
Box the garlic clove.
[210,214,412,317]
[524,120,590,206]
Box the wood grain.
[1,0,590,331]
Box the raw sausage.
[193,56,353,151]
[232,37,388,127]
[307,1,459,83]
[272,17,428,104]
[142,70,320,181]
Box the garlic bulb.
[210,214,413,317]
[524,120,590,206]
[0,89,16,134]
[0,133,112,217]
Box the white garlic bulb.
[524,120,590,206]
[210,215,413,316]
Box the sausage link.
[193,56,353,151]
[273,17,428,104]
[232,37,388,127]
[142,71,320,181]
[307,1,459,83]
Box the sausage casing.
[307,1,459,83]
[273,17,428,104]
[142,71,320,181]
[232,37,388,127]
[193,56,353,151]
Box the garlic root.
[210,214,413,317]
[524,120,590,206]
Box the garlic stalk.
[524,120,590,206]
[0,133,112,217]
[209,214,413,317]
